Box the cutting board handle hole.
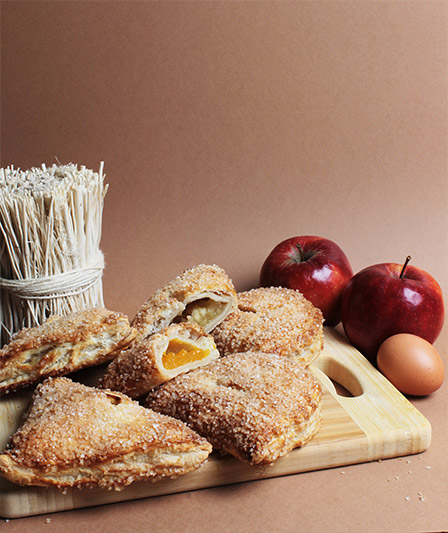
[314,356,363,397]
[329,378,356,397]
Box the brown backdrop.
[1,1,447,531]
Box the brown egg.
[377,334,444,396]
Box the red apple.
[341,256,445,364]
[259,236,353,326]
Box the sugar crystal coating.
[147,351,322,464]
[0,377,212,489]
[0,308,137,394]
[212,287,324,365]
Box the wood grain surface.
[0,328,431,519]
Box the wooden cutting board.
[0,328,431,519]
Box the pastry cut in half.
[212,287,324,366]
[0,377,212,489]
[100,322,220,398]
[146,351,322,465]
[0,308,137,395]
[131,264,237,340]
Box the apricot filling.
[162,339,210,370]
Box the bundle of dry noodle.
[0,163,108,346]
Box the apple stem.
[296,243,303,262]
[399,255,412,278]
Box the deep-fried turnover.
[146,351,322,465]
[0,377,212,489]
[100,322,220,398]
[0,308,137,395]
[131,264,237,340]
[212,287,324,366]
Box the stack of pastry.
[0,263,324,490]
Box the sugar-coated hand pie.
[0,263,325,489]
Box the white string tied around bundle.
[0,254,105,301]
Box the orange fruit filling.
[162,339,210,370]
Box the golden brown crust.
[100,322,220,398]
[0,377,212,489]
[131,264,237,339]
[0,308,137,394]
[146,351,322,465]
[211,287,324,366]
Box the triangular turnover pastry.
[100,322,220,398]
[131,264,237,339]
[0,377,212,489]
[0,308,137,395]
[212,287,324,366]
[147,351,322,465]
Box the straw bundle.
[0,163,108,346]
